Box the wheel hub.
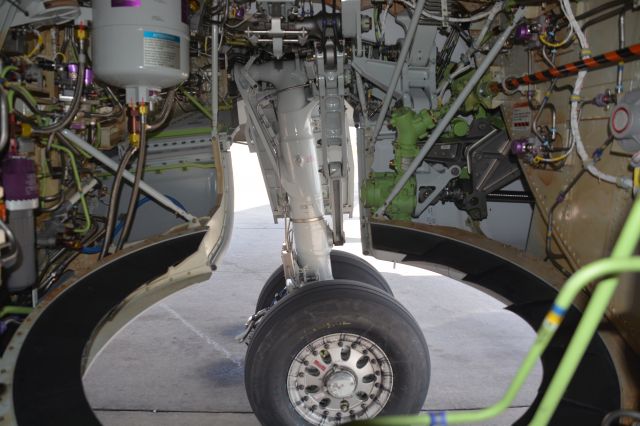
[287,333,393,425]
[325,370,357,398]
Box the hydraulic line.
[145,90,176,133]
[59,129,196,222]
[374,8,524,217]
[117,106,148,250]
[0,89,8,152]
[99,145,137,259]
[573,0,626,21]
[501,43,640,91]
[616,13,624,95]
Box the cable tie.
[429,411,448,425]
[570,95,581,102]
[551,304,567,317]
[593,149,603,161]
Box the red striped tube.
[502,43,640,91]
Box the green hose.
[360,256,640,426]
[530,197,640,425]
[180,89,213,121]
[0,65,18,78]
[0,305,33,318]
[50,143,92,234]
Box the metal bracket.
[440,0,449,28]
[235,308,268,344]
[245,17,308,59]
[413,164,461,217]
[315,43,348,245]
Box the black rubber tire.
[255,250,393,311]
[245,280,430,426]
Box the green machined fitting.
[451,71,496,113]
[363,172,416,221]
[390,107,436,172]
[450,117,470,137]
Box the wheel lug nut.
[340,400,349,412]
[297,385,304,390]
[298,372,304,377]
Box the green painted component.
[363,172,416,221]
[450,71,496,114]
[362,107,436,221]
[450,117,470,137]
[391,108,436,173]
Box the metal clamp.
[413,164,461,217]
[235,308,268,344]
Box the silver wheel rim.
[287,333,394,424]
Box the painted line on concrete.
[160,303,243,368]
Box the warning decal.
[511,102,531,132]
[143,31,180,69]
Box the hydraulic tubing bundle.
[502,42,640,91]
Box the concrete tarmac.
[83,144,542,425]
